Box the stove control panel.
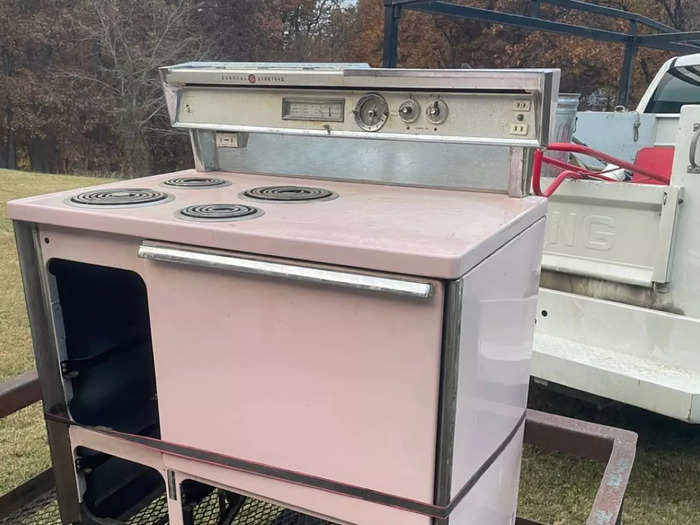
[172,87,545,146]
[162,64,559,147]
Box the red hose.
[536,170,584,197]
[531,142,668,197]
[532,149,544,196]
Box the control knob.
[398,99,420,123]
[426,99,448,125]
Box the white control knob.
[398,99,420,123]
[426,99,448,125]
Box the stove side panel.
[447,219,546,522]
[446,425,524,525]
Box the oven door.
[139,241,445,505]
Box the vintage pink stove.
[10,64,559,525]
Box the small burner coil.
[178,203,262,221]
[163,177,230,188]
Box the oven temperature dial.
[426,99,448,125]
[398,99,420,123]
[354,93,389,132]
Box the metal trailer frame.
[0,371,637,525]
[382,0,700,105]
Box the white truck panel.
[533,105,700,422]
[574,112,678,162]
[666,105,700,318]
[534,288,700,423]
[575,112,657,162]
[541,180,680,287]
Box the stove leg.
[166,471,187,525]
[167,500,187,525]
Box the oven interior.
[48,259,159,437]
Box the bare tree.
[653,0,687,30]
[67,0,209,176]
[281,0,348,61]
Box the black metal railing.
[383,0,700,105]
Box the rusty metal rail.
[516,409,637,525]
[0,372,637,524]
[0,370,54,519]
[0,370,40,419]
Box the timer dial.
[354,93,389,132]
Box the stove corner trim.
[13,221,82,524]
[433,278,464,509]
[137,242,434,299]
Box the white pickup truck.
[533,53,700,422]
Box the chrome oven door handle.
[138,243,433,299]
[689,124,700,174]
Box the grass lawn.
[1,169,699,523]
[0,169,112,496]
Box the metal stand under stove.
[0,366,637,525]
[0,486,334,525]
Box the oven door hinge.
[75,452,109,474]
[60,336,151,378]
[60,360,80,379]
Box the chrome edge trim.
[539,70,556,146]
[138,243,433,299]
[172,122,541,148]
[164,66,556,92]
[433,278,464,511]
[190,129,219,172]
[13,221,82,523]
[507,147,536,198]
[507,146,526,198]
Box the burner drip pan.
[242,185,337,202]
[163,177,230,188]
[178,203,263,222]
[69,189,172,208]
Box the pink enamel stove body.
[10,64,559,525]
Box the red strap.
[532,143,668,197]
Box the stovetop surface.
[8,170,546,278]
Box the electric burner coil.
[242,185,337,202]
[69,189,172,207]
[177,203,263,222]
[163,177,231,188]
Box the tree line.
[1,0,697,177]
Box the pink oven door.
[139,241,445,506]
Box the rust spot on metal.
[524,409,637,525]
